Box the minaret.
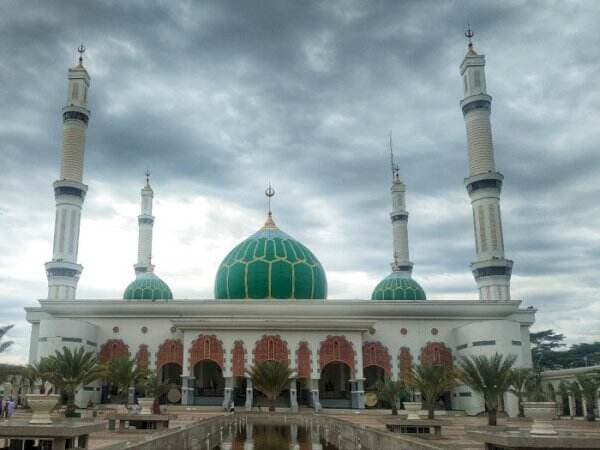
[45,45,91,300]
[134,171,155,274]
[388,135,413,275]
[459,28,513,301]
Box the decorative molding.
[188,334,224,369]
[362,341,391,376]
[98,339,129,363]
[156,339,183,370]
[318,335,355,375]
[253,335,289,365]
[296,341,311,379]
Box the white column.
[46,51,91,300]
[390,179,413,273]
[460,37,512,301]
[134,174,155,275]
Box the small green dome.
[214,215,327,300]
[123,272,173,301]
[371,272,426,301]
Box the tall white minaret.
[389,135,413,275]
[134,171,155,275]
[459,29,513,301]
[45,46,91,300]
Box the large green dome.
[123,272,173,301]
[371,271,426,301]
[214,215,327,300]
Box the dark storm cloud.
[1,0,600,356]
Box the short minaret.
[388,136,413,275]
[134,171,155,274]
[459,28,513,301]
[45,45,91,300]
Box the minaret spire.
[459,29,513,301]
[263,182,277,229]
[388,136,413,274]
[134,171,155,275]
[45,47,91,300]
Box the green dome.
[214,215,327,300]
[371,272,426,301]
[123,272,173,301]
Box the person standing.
[7,399,15,418]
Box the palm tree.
[408,364,458,419]
[573,372,600,422]
[101,357,145,406]
[246,361,294,412]
[138,370,172,401]
[508,368,533,418]
[375,377,408,415]
[458,353,517,426]
[45,347,102,416]
[20,359,56,395]
[0,324,14,354]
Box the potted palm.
[409,363,457,420]
[23,358,61,424]
[375,377,408,416]
[137,371,171,414]
[246,361,294,412]
[522,373,557,435]
[508,368,533,418]
[458,353,516,426]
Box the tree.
[573,372,600,422]
[458,353,517,426]
[0,324,14,354]
[20,359,57,394]
[45,347,103,416]
[138,370,172,401]
[408,364,458,419]
[508,368,534,417]
[375,377,408,415]
[530,330,565,370]
[101,357,145,405]
[246,361,294,412]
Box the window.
[472,340,496,347]
[456,344,468,350]
[512,340,522,346]
[72,83,79,100]
[86,340,97,347]
[459,392,472,397]
[62,337,82,343]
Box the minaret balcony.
[460,93,491,115]
[464,172,503,195]
[62,105,90,124]
[470,258,513,280]
[45,260,83,278]
[53,180,88,200]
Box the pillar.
[351,379,365,409]
[244,423,254,450]
[568,395,575,417]
[128,386,135,406]
[181,376,195,406]
[245,378,253,411]
[311,378,321,412]
[222,377,233,410]
[289,379,298,412]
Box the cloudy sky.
[1,0,600,364]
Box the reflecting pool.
[213,423,340,450]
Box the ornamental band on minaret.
[460,29,513,301]
[45,46,91,300]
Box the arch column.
[310,340,321,411]
[181,331,195,406]
[351,337,365,409]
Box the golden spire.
[263,182,278,229]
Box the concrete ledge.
[466,430,600,449]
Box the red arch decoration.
[399,347,412,383]
[362,341,391,376]
[253,335,289,365]
[296,342,311,379]
[189,335,224,369]
[136,344,150,370]
[319,335,355,375]
[232,341,246,378]
[98,339,129,363]
[419,342,453,368]
[156,339,183,370]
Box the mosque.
[25,36,535,416]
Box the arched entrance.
[319,362,352,408]
[193,360,225,405]
[364,366,386,391]
[252,335,291,408]
[419,342,453,410]
[159,363,182,404]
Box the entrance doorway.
[159,363,182,404]
[319,362,351,408]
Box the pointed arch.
[253,335,289,365]
[189,334,224,369]
[419,342,453,368]
[319,335,355,375]
[362,341,391,376]
[156,339,183,370]
[98,339,129,364]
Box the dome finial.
[464,24,477,55]
[264,181,277,227]
[77,43,86,66]
[145,169,151,187]
[389,131,400,182]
